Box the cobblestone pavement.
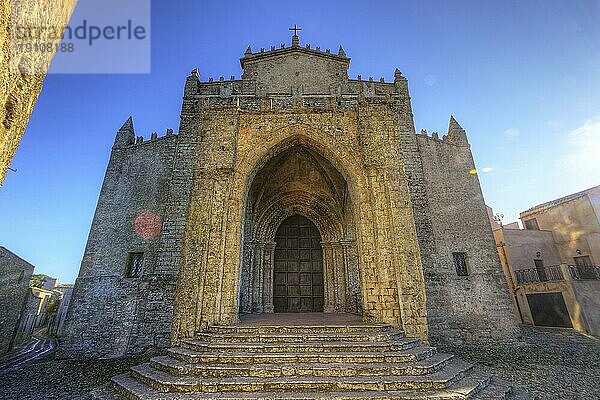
[0,335,56,375]
[440,326,600,399]
[0,351,154,400]
[0,327,597,400]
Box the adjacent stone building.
[13,282,71,344]
[0,246,34,354]
[48,283,74,336]
[490,185,600,336]
[61,33,519,358]
[0,0,77,185]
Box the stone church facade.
[61,33,518,358]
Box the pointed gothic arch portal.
[239,144,362,315]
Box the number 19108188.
[16,42,74,53]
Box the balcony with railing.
[514,264,600,285]
[515,265,564,284]
[567,264,600,280]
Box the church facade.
[61,33,518,358]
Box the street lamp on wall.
[493,213,504,227]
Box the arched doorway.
[238,144,362,316]
[273,215,324,313]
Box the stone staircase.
[90,323,517,399]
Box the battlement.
[113,116,177,149]
[131,128,177,147]
[193,74,398,86]
[239,28,348,68]
[418,129,449,142]
[184,66,408,106]
[416,116,469,147]
[240,41,349,69]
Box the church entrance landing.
[239,312,363,326]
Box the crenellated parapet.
[417,115,470,147]
[240,41,349,70]
[181,72,410,115]
[113,116,177,150]
[184,74,403,95]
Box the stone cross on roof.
[289,24,302,36]
[289,24,302,46]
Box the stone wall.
[493,228,561,271]
[0,247,34,354]
[13,287,38,344]
[240,44,349,95]
[572,280,600,336]
[0,0,77,185]
[59,123,180,358]
[416,131,520,344]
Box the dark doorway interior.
[534,259,547,282]
[273,215,324,312]
[527,292,573,328]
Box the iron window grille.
[126,252,144,278]
[453,252,469,276]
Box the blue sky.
[1,0,599,283]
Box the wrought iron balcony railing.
[514,264,600,284]
[568,265,600,280]
[515,265,564,284]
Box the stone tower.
[60,32,518,358]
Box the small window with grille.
[125,252,144,278]
[453,252,469,276]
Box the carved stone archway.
[172,122,428,344]
[238,145,362,315]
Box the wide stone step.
[108,371,495,400]
[129,359,474,393]
[444,369,492,398]
[195,331,405,344]
[149,353,454,378]
[207,324,392,335]
[89,322,520,399]
[167,345,437,365]
[180,337,421,354]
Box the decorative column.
[262,241,276,313]
[331,241,347,312]
[341,240,361,314]
[251,242,266,312]
[321,242,335,312]
[239,242,255,313]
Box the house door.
[273,215,324,312]
[534,259,547,282]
